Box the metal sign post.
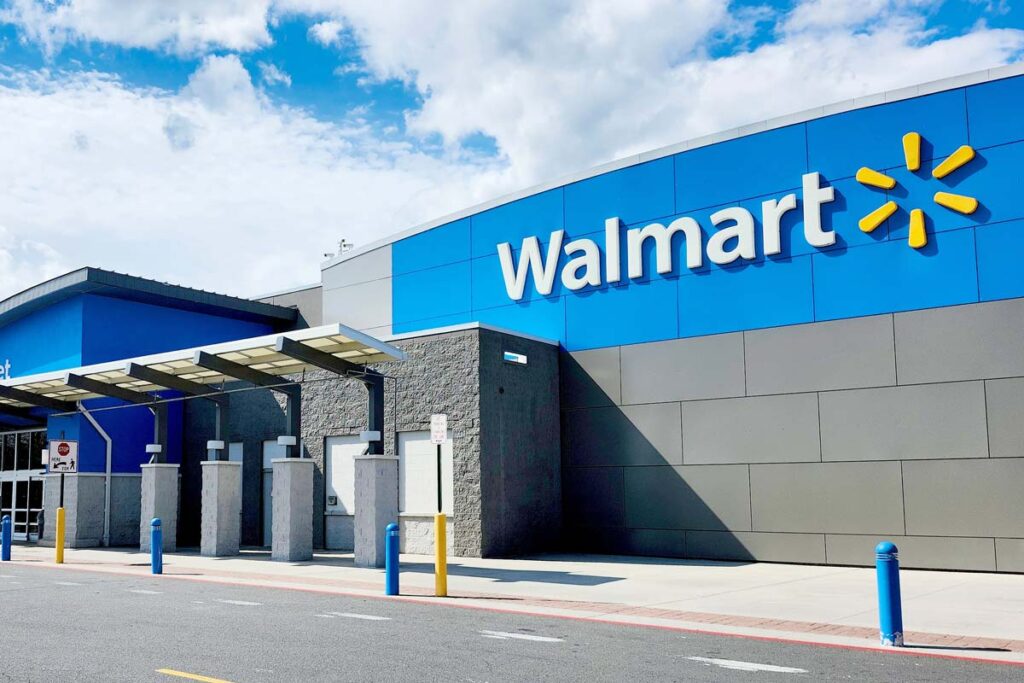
[429,414,448,597]
[49,440,78,565]
[435,441,443,514]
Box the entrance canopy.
[0,323,406,410]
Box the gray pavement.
[13,544,1024,650]
[1,563,1022,682]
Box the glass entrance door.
[0,430,47,541]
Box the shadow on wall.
[559,351,754,564]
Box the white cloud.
[183,54,260,110]
[0,61,506,299]
[0,225,68,298]
[278,0,1024,183]
[0,0,273,55]
[0,0,1021,301]
[784,0,937,33]
[258,61,292,87]
[308,19,344,47]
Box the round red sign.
[57,442,70,457]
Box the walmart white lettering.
[497,172,836,301]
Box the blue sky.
[2,1,1020,159]
[0,15,424,143]
[0,1,1020,298]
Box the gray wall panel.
[259,286,323,327]
[682,393,820,465]
[623,465,751,531]
[561,347,620,409]
[555,298,1024,571]
[825,534,997,571]
[750,462,904,535]
[563,467,625,528]
[904,459,1024,537]
[986,378,1024,458]
[322,278,393,330]
[819,382,988,462]
[321,245,391,289]
[996,539,1024,573]
[895,299,1024,384]
[745,316,896,395]
[565,404,683,467]
[621,528,687,558]
[620,334,745,404]
[686,530,826,563]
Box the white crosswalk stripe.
[687,657,807,674]
[479,630,563,643]
[329,612,391,621]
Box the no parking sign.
[430,414,448,445]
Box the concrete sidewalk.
[6,545,1024,665]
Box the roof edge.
[251,281,322,300]
[0,267,299,329]
[383,321,559,347]
[322,62,1024,270]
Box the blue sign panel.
[388,75,1024,351]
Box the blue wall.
[80,295,272,364]
[0,297,84,377]
[391,74,1024,351]
[1,293,274,474]
[48,398,185,474]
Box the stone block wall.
[302,327,485,555]
[41,473,105,548]
[302,325,561,557]
[176,324,561,558]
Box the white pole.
[79,405,113,547]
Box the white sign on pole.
[430,414,448,445]
[49,440,79,473]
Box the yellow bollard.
[55,507,66,565]
[434,512,447,597]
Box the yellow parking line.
[156,668,236,683]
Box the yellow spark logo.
[855,132,979,249]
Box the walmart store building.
[4,66,1024,572]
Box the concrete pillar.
[200,461,242,557]
[140,464,179,553]
[354,455,399,568]
[271,458,313,562]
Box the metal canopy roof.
[0,323,406,410]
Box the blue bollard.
[151,518,163,575]
[385,522,399,596]
[1,515,11,561]
[876,541,903,646]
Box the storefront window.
[0,435,12,471]
[16,433,29,470]
[29,479,42,509]
[30,431,45,470]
